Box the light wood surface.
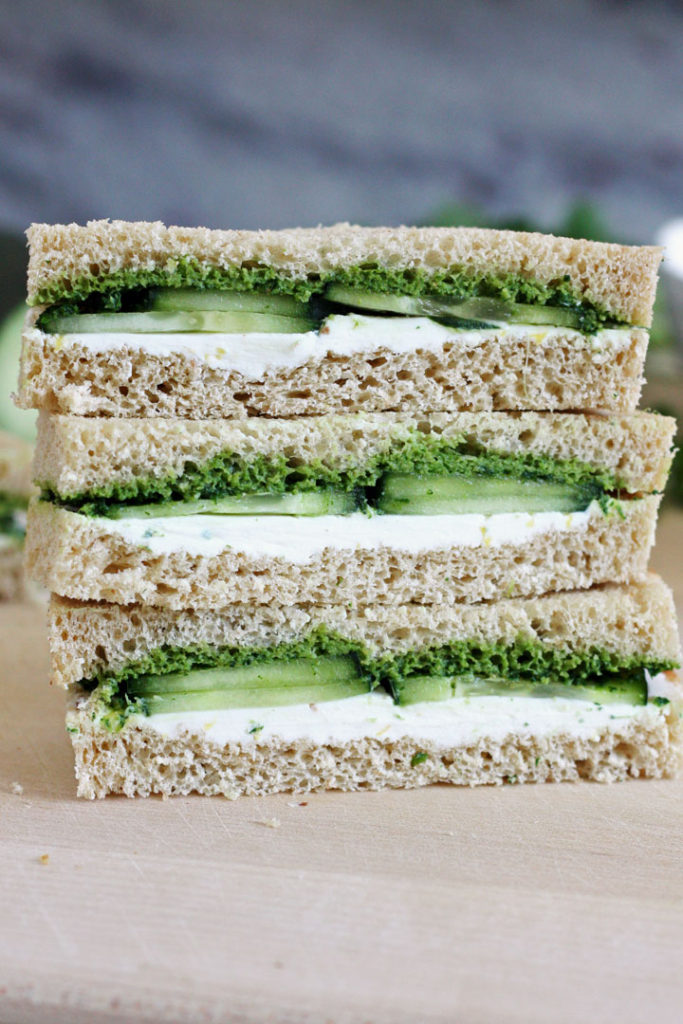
[1,511,681,1024]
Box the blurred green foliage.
[423,199,612,240]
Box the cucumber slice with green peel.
[324,286,496,328]
[140,678,370,714]
[392,675,452,705]
[450,675,648,704]
[126,654,369,713]
[108,489,356,519]
[376,473,594,515]
[395,674,648,706]
[325,286,429,316]
[128,654,363,696]
[149,288,310,318]
[324,286,585,330]
[43,310,316,335]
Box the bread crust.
[27,221,661,326]
[34,410,675,498]
[18,320,648,417]
[26,496,660,610]
[48,577,681,689]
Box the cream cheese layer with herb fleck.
[98,504,599,562]
[45,314,633,378]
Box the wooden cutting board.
[1,511,682,1024]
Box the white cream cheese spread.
[49,314,634,378]
[98,504,598,561]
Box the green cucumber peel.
[33,260,623,333]
[42,431,620,517]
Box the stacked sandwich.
[0,430,33,600]
[18,221,682,798]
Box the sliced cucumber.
[129,654,361,696]
[44,310,315,334]
[396,674,648,706]
[376,473,592,515]
[149,288,310,318]
[325,286,427,316]
[108,489,356,519]
[392,675,452,705]
[127,654,368,713]
[324,286,584,330]
[141,679,369,714]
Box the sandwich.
[26,409,673,607]
[16,219,680,799]
[0,430,33,599]
[17,221,661,418]
[51,577,681,798]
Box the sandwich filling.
[34,264,627,332]
[40,427,635,560]
[75,628,678,735]
[78,686,676,752]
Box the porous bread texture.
[48,577,681,689]
[65,688,683,798]
[0,432,33,498]
[34,409,675,497]
[18,320,647,417]
[26,220,661,326]
[0,543,25,601]
[26,496,660,609]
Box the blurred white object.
[656,219,683,355]
[657,219,683,279]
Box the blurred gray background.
[0,0,681,243]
